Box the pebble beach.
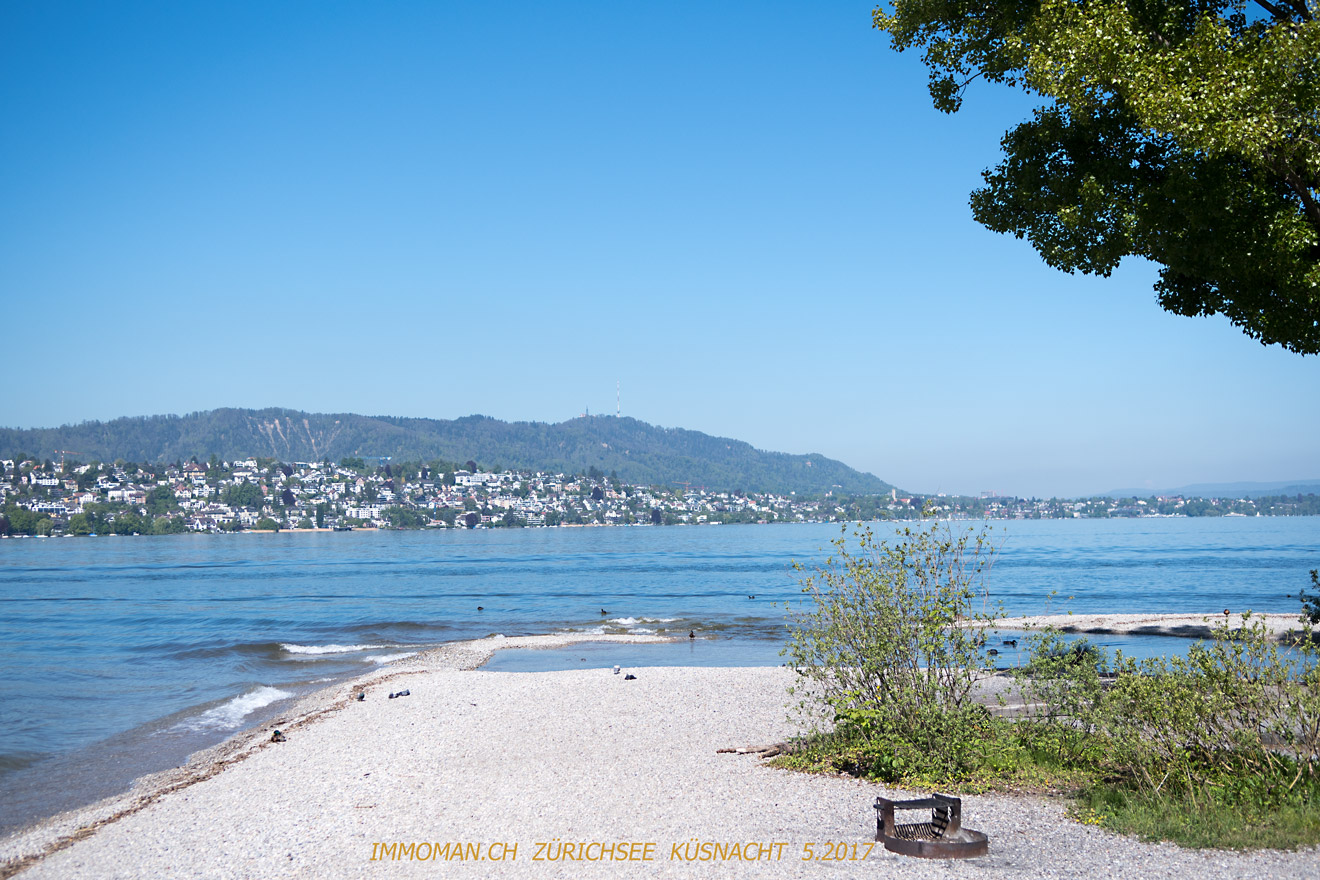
[3,629,1318,880]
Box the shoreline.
[0,632,674,878]
[993,612,1310,643]
[4,621,1318,878]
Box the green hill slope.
[0,409,895,496]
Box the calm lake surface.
[1,517,1316,835]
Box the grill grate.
[873,794,988,859]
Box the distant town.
[1,455,1317,536]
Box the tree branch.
[1253,0,1312,22]
[1280,166,1320,256]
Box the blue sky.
[2,1,1316,498]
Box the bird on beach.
[624,673,637,680]
[271,730,287,742]
[355,692,365,702]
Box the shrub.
[1018,615,1319,813]
[1299,569,1320,626]
[784,518,999,781]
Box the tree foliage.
[874,0,1320,353]
[145,485,178,517]
[222,482,264,509]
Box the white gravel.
[3,635,1317,879]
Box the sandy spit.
[994,612,1310,643]
[3,634,1317,880]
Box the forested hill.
[0,409,895,496]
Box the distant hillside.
[0,409,895,496]
[1100,479,1320,499]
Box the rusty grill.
[873,794,988,859]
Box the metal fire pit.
[874,794,988,859]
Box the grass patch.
[773,719,1093,794]
[1075,783,1320,851]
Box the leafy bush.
[784,519,999,781]
[1010,616,1320,845]
[1299,569,1320,626]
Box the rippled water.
[0,517,1315,834]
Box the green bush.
[1300,569,1320,626]
[784,518,999,782]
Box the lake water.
[1,517,1316,836]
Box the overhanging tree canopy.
[874,0,1320,353]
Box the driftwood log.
[716,741,794,758]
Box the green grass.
[771,721,1092,795]
[1075,783,1320,851]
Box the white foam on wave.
[365,652,418,664]
[175,686,292,732]
[282,643,385,655]
[608,617,679,627]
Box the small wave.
[0,750,46,776]
[365,652,418,664]
[633,627,655,634]
[608,617,679,626]
[174,686,292,732]
[281,643,385,655]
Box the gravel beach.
[3,633,1317,880]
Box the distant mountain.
[1100,479,1320,499]
[0,409,895,496]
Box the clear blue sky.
[2,2,1316,498]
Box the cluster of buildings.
[1,456,1313,537]
[0,457,847,534]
